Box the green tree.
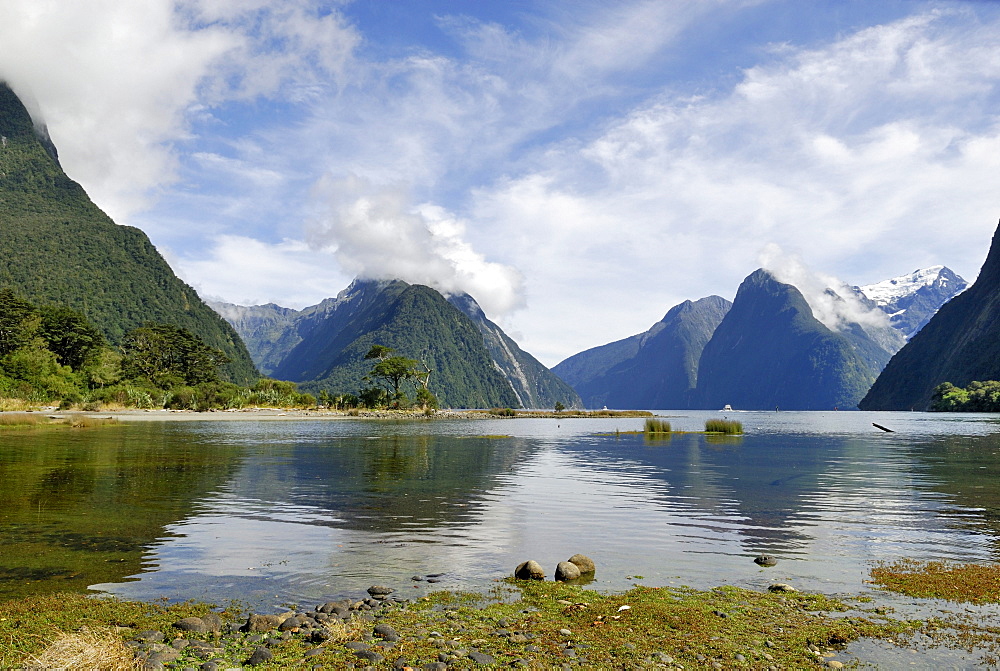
[931,382,970,411]
[121,323,230,388]
[362,344,428,403]
[38,304,105,370]
[0,288,38,356]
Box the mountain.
[860,221,1000,411]
[0,82,257,384]
[213,279,578,409]
[445,292,581,409]
[857,266,967,338]
[695,269,898,410]
[552,296,731,409]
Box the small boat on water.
[721,404,733,411]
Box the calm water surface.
[4,410,1000,614]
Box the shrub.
[491,407,517,418]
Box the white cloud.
[173,235,351,309]
[758,244,890,332]
[469,8,1000,364]
[306,175,524,317]
[0,0,358,224]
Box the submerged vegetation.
[705,418,743,434]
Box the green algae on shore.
[871,559,1000,604]
[0,581,914,669]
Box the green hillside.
[0,83,256,384]
[274,281,521,408]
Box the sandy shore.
[36,407,487,422]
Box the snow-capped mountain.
[857,266,967,338]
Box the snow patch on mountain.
[859,266,949,305]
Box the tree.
[38,304,105,370]
[362,344,429,403]
[121,323,229,388]
[0,288,38,356]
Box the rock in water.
[768,583,797,593]
[555,561,581,581]
[754,554,777,567]
[514,560,545,580]
[567,553,596,574]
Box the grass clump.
[0,412,43,426]
[644,418,671,435]
[706,418,743,434]
[63,414,119,428]
[24,626,138,671]
[871,559,1000,604]
[491,407,517,417]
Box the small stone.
[174,617,210,633]
[393,658,411,669]
[469,651,497,664]
[170,638,189,650]
[201,611,223,632]
[567,553,596,574]
[136,630,165,643]
[245,646,273,666]
[559,628,573,637]
[769,583,798,593]
[827,662,844,669]
[754,554,778,567]
[344,641,370,651]
[355,649,384,663]
[374,623,401,641]
[368,585,394,596]
[514,560,545,580]
[242,613,282,633]
[735,653,746,662]
[554,561,581,581]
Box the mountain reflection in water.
[3,412,1000,608]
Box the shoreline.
[12,407,654,422]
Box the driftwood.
[872,422,894,433]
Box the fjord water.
[3,412,1000,609]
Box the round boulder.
[567,554,596,574]
[555,561,581,581]
[514,560,545,580]
[754,554,778,567]
[173,617,209,633]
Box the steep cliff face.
[554,296,730,409]
[860,221,1000,410]
[0,83,257,384]
[446,293,582,409]
[695,270,893,410]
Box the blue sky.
[2,0,1000,365]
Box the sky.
[2,0,1000,366]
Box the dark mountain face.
[216,279,525,408]
[0,83,257,384]
[860,221,1000,411]
[554,296,731,409]
[695,269,893,411]
[445,292,582,409]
